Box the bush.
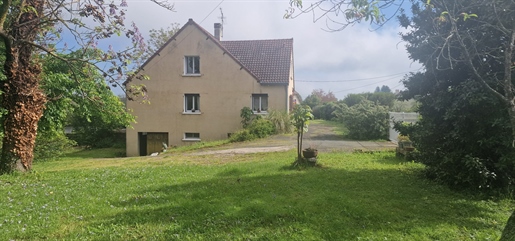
[265,109,292,134]
[34,133,77,161]
[334,100,389,140]
[229,129,256,142]
[401,81,515,193]
[67,131,125,148]
[248,118,275,138]
[229,111,276,142]
[312,102,339,120]
[240,107,254,128]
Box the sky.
[118,0,422,100]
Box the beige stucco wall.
[126,24,293,156]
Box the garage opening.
[138,132,168,156]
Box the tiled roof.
[127,19,293,86]
[221,39,293,84]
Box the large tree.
[398,0,515,188]
[287,0,515,237]
[398,0,515,238]
[0,0,171,173]
[39,51,134,149]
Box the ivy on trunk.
[0,0,46,173]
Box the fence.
[388,112,419,142]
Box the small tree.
[240,107,254,128]
[291,105,314,160]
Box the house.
[126,19,298,156]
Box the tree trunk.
[297,130,302,160]
[500,29,515,241]
[500,210,515,241]
[0,0,46,174]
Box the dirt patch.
[303,123,343,141]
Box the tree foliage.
[133,23,180,65]
[398,0,515,192]
[0,0,170,173]
[312,101,339,120]
[285,0,394,30]
[291,105,314,160]
[287,0,515,234]
[342,93,366,107]
[302,94,322,109]
[375,85,391,93]
[311,89,338,103]
[303,89,337,109]
[342,92,395,109]
[380,85,391,93]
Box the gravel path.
[191,122,396,155]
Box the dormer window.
[184,56,200,75]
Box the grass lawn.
[315,119,349,138]
[0,147,513,240]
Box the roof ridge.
[126,19,293,85]
[221,38,294,42]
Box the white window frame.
[183,132,201,142]
[252,94,268,114]
[184,56,200,76]
[184,94,200,114]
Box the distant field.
[1,147,512,240]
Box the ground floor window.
[183,132,201,141]
[252,94,268,113]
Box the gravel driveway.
[191,121,396,155]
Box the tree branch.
[0,0,12,32]
[447,9,510,104]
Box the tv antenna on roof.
[219,8,225,38]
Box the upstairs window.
[184,94,200,113]
[184,56,200,75]
[252,94,268,113]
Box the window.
[252,94,268,113]
[184,94,200,113]
[183,132,200,141]
[184,56,200,75]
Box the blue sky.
[104,0,421,100]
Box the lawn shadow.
[90,161,501,240]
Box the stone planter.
[302,149,318,158]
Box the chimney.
[214,23,222,41]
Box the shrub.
[334,100,389,140]
[230,114,276,142]
[312,102,339,120]
[67,131,125,148]
[34,133,77,161]
[265,109,292,134]
[229,129,256,142]
[248,118,275,138]
[240,107,254,128]
[405,81,515,192]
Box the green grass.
[314,119,349,137]
[0,148,512,240]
